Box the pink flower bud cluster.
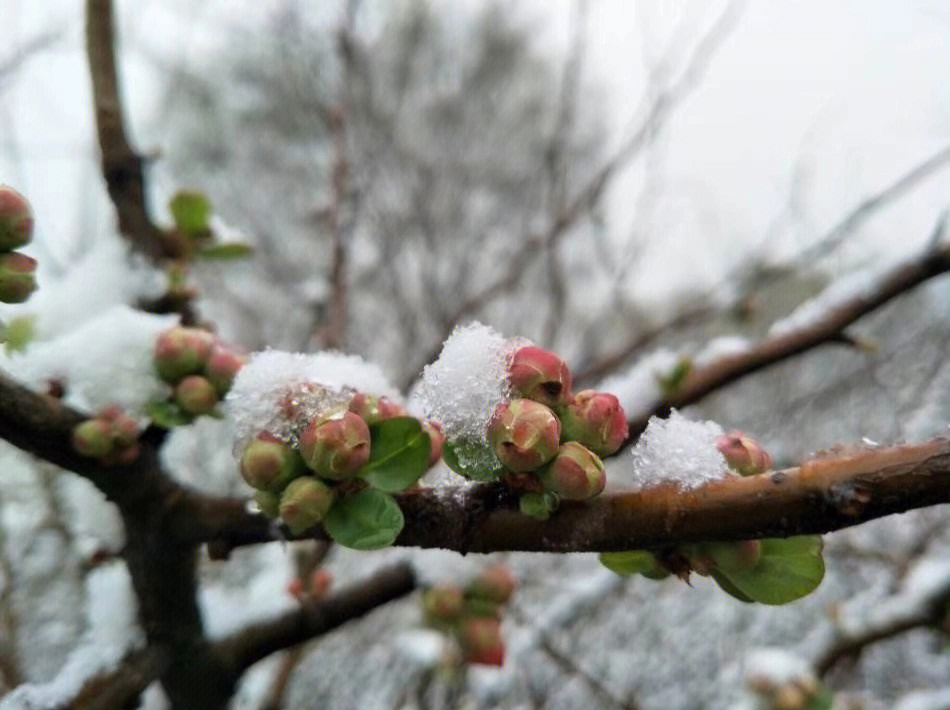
[241,389,444,534]
[71,405,141,465]
[0,186,37,304]
[421,564,516,667]
[152,326,245,421]
[286,568,333,605]
[481,345,630,515]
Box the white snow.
[767,266,883,337]
[413,322,511,467]
[625,410,730,490]
[596,348,682,419]
[1,304,176,420]
[694,336,751,366]
[743,647,815,688]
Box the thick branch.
[68,646,170,710]
[176,438,949,553]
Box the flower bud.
[72,418,115,458]
[423,584,465,622]
[347,392,406,424]
[559,390,628,456]
[422,420,444,467]
[153,327,215,383]
[507,345,572,407]
[298,411,371,480]
[0,186,33,250]
[279,476,336,534]
[0,252,37,303]
[460,618,505,666]
[110,413,140,449]
[205,345,244,395]
[467,564,516,605]
[286,577,305,601]
[538,441,605,500]
[310,569,332,600]
[705,539,762,572]
[487,399,561,472]
[175,375,219,415]
[254,489,281,518]
[240,432,303,491]
[715,431,772,475]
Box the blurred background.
[0,1,947,708]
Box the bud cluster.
[151,326,244,423]
[421,564,515,666]
[0,186,37,304]
[71,405,141,465]
[286,568,333,605]
[465,344,629,518]
[241,388,443,535]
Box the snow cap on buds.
[153,327,215,382]
[467,564,516,605]
[507,345,572,407]
[538,441,605,500]
[205,346,244,395]
[559,390,628,456]
[175,375,219,415]
[240,432,303,491]
[423,584,465,622]
[347,392,406,425]
[487,399,561,472]
[460,617,505,666]
[716,431,772,475]
[279,476,336,534]
[298,411,371,480]
[0,186,33,250]
[0,252,37,303]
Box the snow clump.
[627,410,729,489]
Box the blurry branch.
[67,645,170,710]
[0,28,63,92]
[176,438,950,554]
[85,0,170,262]
[814,572,950,677]
[625,230,950,437]
[215,562,415,677]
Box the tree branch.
[67,646,170,710]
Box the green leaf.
[323,489,404,550]
[145,399,191,428]
[169,191,212,234]
[599,550,658,577]
[443,439,504,481]
[710,569,755,603]
[2,314,35,353]
[807,691,834,710]
[656,357,692,394]
[714,536,824,605]
[197,242,253,260]
[358,417,430,493]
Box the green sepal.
[443,439,504,481]
[169,190,212,234]
[323,489,404,550]
[713,536,824,605]
[357,417,430,493]
[145,399,191,427]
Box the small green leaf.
[599,550,658,577]
[358,417,430,493]
[2,314,35,353]
[197,242,253,260]
[443,439,504,481]
[656,357,692,394]
[714,536,824,605]
[145,399,191,427]
[518,492,559,520]
[807,691,834,710]
[323,489,404,550]
[169,190,212,234]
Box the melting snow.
[627,410,729,489]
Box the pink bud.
[240,432,303,491]
[153,327,215,383]
[175,375,219,415]
[298,411,371,480]
[507,345,573,407]
[422,584,465,621]
[460,618,505,666]
[72,418,115,458]
[559,390,628,457]
[0,186,33,250]
[0,252,37,303]
[279,476,336,534]
[205,345,244,395]
[421,420,444,467]
[348,392,406,425]
[715,431,772,475]
[487,399,561,472]
[109,412,140,449]
[468,564,516,605]
[538,441,605,500]
[310,569,333,600]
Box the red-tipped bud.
[422,420,444,467]
[298,412,371,480]
[153,327,215,382]
[559,390,628,457]
[205,345,244,395]
[286,577,305,601]
[347,392,406,425]
[0,186,33,250]
[487,399,561,472]
[109,412,140,449]
[467,564,516,605]
[507,345,572,407]
[175,375,219,415]
[240,432,303,491]
[422,584,465,622]
[279,476,336,535]
[715,431,772,475]
[538,441,605,500]
[310,569,332,600]
[253,489,281,518]
[0,252,37,303]
[72,418,115,458]
[460,618,505,666]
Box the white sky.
[0,0,947,308]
